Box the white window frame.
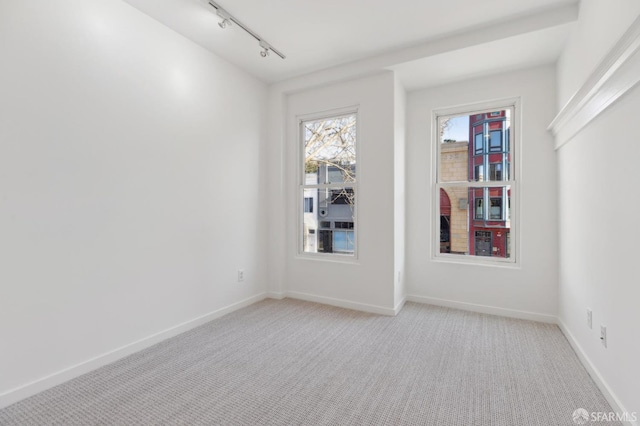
[432,98,520,266]
[297,107,359,261]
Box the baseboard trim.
[406,294,557,323]
[394,296,407,315]
[0,292,268,410]
[557,319,637,426]
[285,291,396,316]
[266,291,286,300]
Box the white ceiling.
[122,0,578,89]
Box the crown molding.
[549,15,640,150]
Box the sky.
[442,115,469,142]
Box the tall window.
[300,112,357,256]
[436,101,516,263]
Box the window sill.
[295,252,360,265]
[432,254,520,269]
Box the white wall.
[0,0,267,405]
[405,66,559,322]
[283,72,397,313]
[556,0,640,415]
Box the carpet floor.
[0,299,616,425]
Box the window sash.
[434,100,517,264]
[298,110,358,258]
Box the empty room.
[1,0,639,424]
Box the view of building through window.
[301,113,356,255]
[438,108,513,259]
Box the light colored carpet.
[0,299,617,425]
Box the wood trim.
[549,15,640,150]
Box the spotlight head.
[259,40,270,58]
[216,8,232,29]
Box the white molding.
[394,296,407,316]
[285,291,396,316]
[549,15,640,150]
[0,292,268,409]
[557,319,638,426]
[406,294,557,323]
[266,291,286,300]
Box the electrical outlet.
[237,270,244,282]
[600,325,607,348]
[587,308,592,329]
[397,271,401,284]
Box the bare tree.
[304,116,356,206]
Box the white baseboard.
[285,291,396,316]
[394,296,407,315]
[557,319,637,426]
[0,292,268,410]
[406,294,557,323]
[266,291,286,300]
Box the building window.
[300,112,357,256]
[435,101,516,262]
[474,132,483,155]
[333,230,355,253]
[490,198,502,220]
[474,165,484,181]
[304,197,313,213]
[475,197,484,219]
[489,163,503,181]
[489,130,502,152]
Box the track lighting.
[216,8,232,29]
[208,0,286,60]
[259,40,270,58]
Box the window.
[304,197,313,213]
[435,101,516,262]
[490,198,502,219]
[489,163,502,181]
[474,132,483,155]
[300,112,357,256]
[475,197,484,219]
[489,130,502,152]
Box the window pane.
[438,105,514,261]
[474,133,483,155]
[489,163,503,181]
[439,188,468,254]
[439,183,512,258]
[439,112,511,183]
[489,130,502,152]
[302,187,355,254]
[304,115,356,184]
[333,230,355,253]
[304,197,313,213]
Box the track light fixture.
[259,40,270,58]
[216,8,232,29]
[208,0,286,60]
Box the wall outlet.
[586,308,592,329]
[237,270,244,282]
[600,325,607,348]
[397,271,401,284]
